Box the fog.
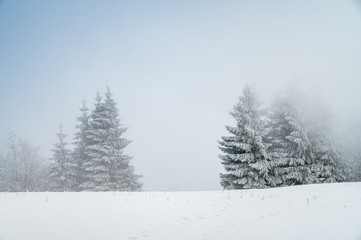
[1,0,361,190]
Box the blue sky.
[1,0,361,190]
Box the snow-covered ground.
[0,183,360,240]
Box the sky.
[1,0,361,190]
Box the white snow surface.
[1,183,361,240]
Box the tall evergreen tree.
[72,101,91,190]
[49,126,75,191]
[219,86,270,189]
[81,88,142,191]
[103,88,142,191]
[80,92,106,190]
[267,92,311,186]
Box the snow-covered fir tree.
[349,152,361,181]
[81,88,142,191]
[72,101,91,191]
[338,117,361,182]
[309,132,349,183]
[219,86,270,189]
[103,89,142,191]
[49,126,75,191]
[80,92,106,190]
[307,106,349,183]
[267,92,311,187]
[348,147,361,182]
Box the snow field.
[0,183,361,240]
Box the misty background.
[1,0,361,190]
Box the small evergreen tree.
[49,126,75,191]
[219,86,270,189]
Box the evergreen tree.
[267,93,311,186]
[103,88,142,191]
[72,101,91,191]
[219,86,270,189]
[338,117,361,182]
[307,108,349,183]
[80,92,105,190]
[350,153,361,181]
[310,134,349,183]
[348,147,361,182]
[49,126,75,191]
[81,88,142,191]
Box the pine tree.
[72,101,91,191]
[49,126,75,191]
[81,88,142,191]
[267,93,311,187]
[219,86,270,189]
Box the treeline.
[0,87,142,192]
[1,85,360,192]
[219,85,361,189]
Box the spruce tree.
[103,88,142,191]
[338,118,361,182]
[267,93,311,186]
[307,108,349,183]
[80,92,106,190]
[81,88,142,191]
[219,86,270,189]
[49,126,75,191]
[72,101,91,191]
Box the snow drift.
[0,183,360,240]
